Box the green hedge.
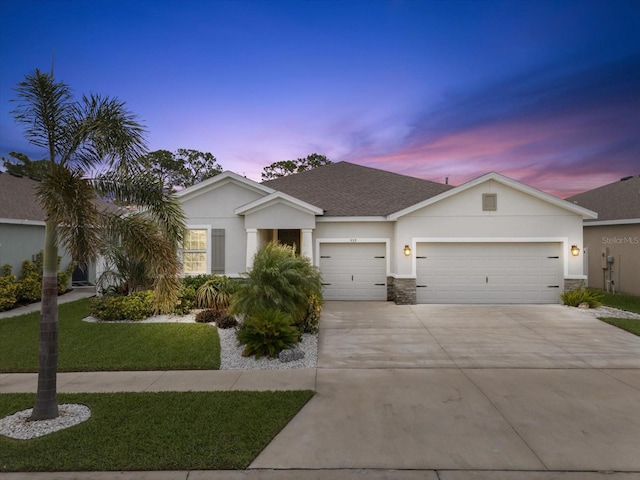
[89,290,155,321]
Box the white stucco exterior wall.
[394,181,586,278]
[180,180,266,277]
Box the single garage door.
[416,243,562,304]
[319,243,387,300]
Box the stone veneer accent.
[564,278,585,292]
[387,276,395,302]
[393,277,416,305]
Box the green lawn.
[0,299,220,372]
[599,317,640,336]
[0,391,314,471]
[591,289,640,315]
[588,289,640,337]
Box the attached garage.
[319,243,387,300]
[416,243,562,304]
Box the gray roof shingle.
[565,175,640,221]
[262,161,453,216]
[0,172,47,221]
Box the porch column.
[246,228,258,269]
[301,228,313,261]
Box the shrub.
[561,288,603,308]
[0,275,18,311]
[182,274,213,292]
[12,254,74,304]
[174,284,196,315]
[57,261,76,295]
[195,308,238,328]
[90,290,155,321]
[196,276,238,310]
[16,260,41,304]
[195,309,218,323]
[215,312,238,329]
[293,292,323,334]
[230,243,323,323]
[237,308,300,359]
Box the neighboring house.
[0,172,95,285]
[176,162,596,304]
[566,175,640,296]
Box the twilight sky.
[1,0,638,197]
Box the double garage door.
[319,243,387,300]
[319,242,562,303]
[416,243,562,304]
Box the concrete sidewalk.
[2,302,640,479]
[0,369,317,393]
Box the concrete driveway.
[251,302,640,473]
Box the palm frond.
[79,94,148,172]
[10,69,74,156]
[102,211,182,313]
[37,164,101,265]
[93,172,185,244]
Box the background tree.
[11,68,185,420]
[175,148,222,187]
[261,153,332,181]
[141,148,222,190]
[2,151,49,179]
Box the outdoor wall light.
[570,245,580,257]
[404,245,412,256]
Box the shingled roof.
[262,161,454,216]
[0,172,47,222]
[566,175,640,222]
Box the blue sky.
[1,0,638,197]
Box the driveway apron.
[250,302,640,472]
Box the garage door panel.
[417,243,562,304]
[319,243,387,301]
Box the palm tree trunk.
[30,218,59,420]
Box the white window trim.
[182,225,211,276]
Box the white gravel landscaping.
[0,404,91,440]
[575,305,640,320]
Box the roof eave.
[176,171,274,201]
[235,191,323,216]
[389,172,598,220]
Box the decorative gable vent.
[482,193,497,211]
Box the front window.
[183,229,207,274]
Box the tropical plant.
[294,292,323,334]
[10,68,185,420]
[236,308,300,359]
[196,275,238,310]
[229,243,323,323]
[561,288,603,308]
[181,274,213,292]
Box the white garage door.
[416,243,562,304]
[319,243,387,300]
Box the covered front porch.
[235,190,322,269]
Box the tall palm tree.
[11,69,185,420]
